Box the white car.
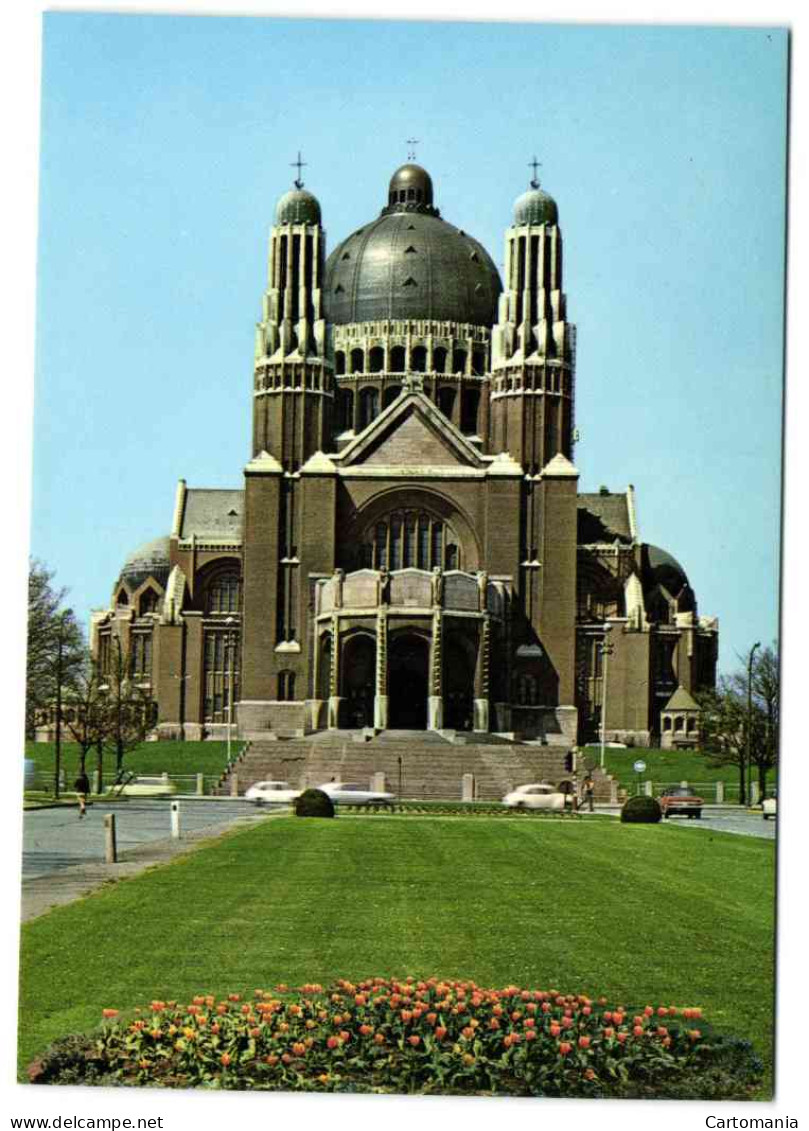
[316,781,395,807]
[762,794,777,820]
[502,783,566,810]
[245,780,302,805]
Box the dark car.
[658,786,703,819]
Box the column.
[474,615,491,733]
[327,612,341,728]
[428,608,444,730]
[374,608,389,730]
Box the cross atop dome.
[529,155,542,189]
[291,150,307,189]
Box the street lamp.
[745,641,761,807]
[597,627,615,770]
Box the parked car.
[762,794,777,820]
[245,780,302,805]
[502,783,566,811]
[315,781,395,807]
[658,786,703,819]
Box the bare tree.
[697,642,779,802]
[26,560,84,740]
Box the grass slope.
[18,817,775,1088]
[580,746,775,791]
[24,741,230,782]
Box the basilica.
[92,160,718,748]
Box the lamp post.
[745,641,761,807]
[597,627,615,770]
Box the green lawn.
[18,816,775,1091]
[580,745,775,792]
[24,741,230,784]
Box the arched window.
[206,570,241,614]
[116,588,129,607]
[438,386,456,419]
[337,388,354,432]
[130,633,153,679]
[364,510,459,572]
[517,674,538,706]
[687,716,697,732]
[277,670,296,701]
[139,589,159,617]
[452,349,467,374]
[433,346,448,373]
[383,384,402,409]
[412,345,427,373]
[335,350,346,376]
[674,716,684,732]
[369,346,384,373]
[203,628,239,723]
[663,716,672,731]
[471,348,486,376]
[350,348,364,374]
[390,345,406,373]
[461,388,480,435]
[359,387,379,429]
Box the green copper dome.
[514,186,558,227]
[275,188,321,226]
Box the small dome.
[120,536,171,589]
[514,186,558,227]
[387,163,434,210]
[645,544,689,595]
[275,188,321,226]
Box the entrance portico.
[313,567,507,733]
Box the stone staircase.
[218,731,616,803]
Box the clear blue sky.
[31,13,787,676]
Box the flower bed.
[27,977,762,1098]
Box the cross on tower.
[406,138,420,161]
[291,151,307,189]
[529,155,542,188]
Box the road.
[660,809,776,840]
[22,798,263,880]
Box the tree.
[103,636,154,780]
[697,643,779,802]
[60,659,108,779]
[26,560,85,740]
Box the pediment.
[337,392,486,470]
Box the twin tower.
[251,161,576,476]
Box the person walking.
[74,770,90,818]
[582,773,595,813]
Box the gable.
[362,409,467,468]
[338,393,485,471]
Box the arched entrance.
[340,634,376,728]
[443,633,476,731]
[388,634,429,729]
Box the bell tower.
[252,159,333,470]
[489,166,575,474]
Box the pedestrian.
[583,773,595,813]
[74,769,90,818]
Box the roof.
[120,536,171,588]
[324,165,502,326]
[179,489,244,541]
[577,492,633,544]
[663,686,700,712]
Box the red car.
[659,786,704,819]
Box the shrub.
[294,788,335,819]
[29,979,762,1099]
[621,795,662,823]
